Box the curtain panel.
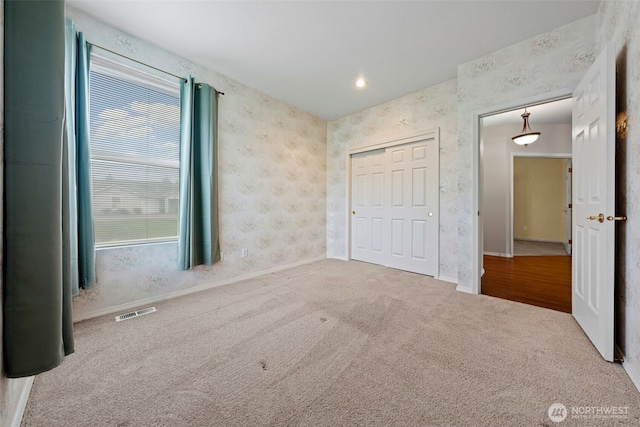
[3,3,96,378]
[178,77,221,270]
[64,18,97,295]
[4,0,73,377]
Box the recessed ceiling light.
[355,78,366,88]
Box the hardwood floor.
[481,255,571,313]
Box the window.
[89,55,181,246]
[111,197,122,209]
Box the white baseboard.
[614,344,640,393]
[73,256,326,322]
[622,360,640,393]
[3,376,34,427]
[483,251,512,258]
[437,275,457,284]
[456,284,474,294]
[617,347,640,393]
[514,238,564,244]
[327,254,349,261]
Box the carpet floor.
[22,259,640,426]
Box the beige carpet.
[22,259,640,426]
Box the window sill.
[95,238,178,251]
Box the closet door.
[351,149,386,265]
[385,140,439,276]
[350,138,439,277]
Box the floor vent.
[115,307,157,322]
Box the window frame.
[89,52,182,248]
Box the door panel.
[351,149,386,265]
[391,219,404,256]
[371,218,383,253]
[355,217,366,250]
[372,173,383,206]
[413,168,427,206]
[386,140,439,276]
[392,170,404,206]
[572,43,615,362]
[412,220,427,259]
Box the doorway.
[479,99,572,312]
[512,156,571,257]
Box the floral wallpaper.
[326,79,459,282]
[67,7,327,320]
[597,0,640,388]
[456,15,597,292]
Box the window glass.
[89,57,181,246]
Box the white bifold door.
[351,138,439,276]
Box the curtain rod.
[88,42,225,96]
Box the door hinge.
[568,203,572,209]
[568,167,572,173]
[569,239,572,244]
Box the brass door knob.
[352,211,356,215]
[587,213,605,223]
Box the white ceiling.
[67,0,600,120]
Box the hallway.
[481,255,571,313]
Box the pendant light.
[512,108,540,146]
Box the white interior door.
[385,141,439,276]
[350,137,439,277]
[351,149,386,266]
[572,43,616,362]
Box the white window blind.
[89,56,181,246]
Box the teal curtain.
[63,18,81,298]
[4,0,74,377]
[178,77,221,269]
[64,19,97,293]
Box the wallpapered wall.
[67,7,327,320]
[456,15,597,292]
[327,79,459,282]
[597,0,640,388]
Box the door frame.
[471,88,573,294]
[508,153,572,257]
[564,159,573,255]
[346,129,440,278]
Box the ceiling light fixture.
[511,108,541,146]
[355,78,366,88]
